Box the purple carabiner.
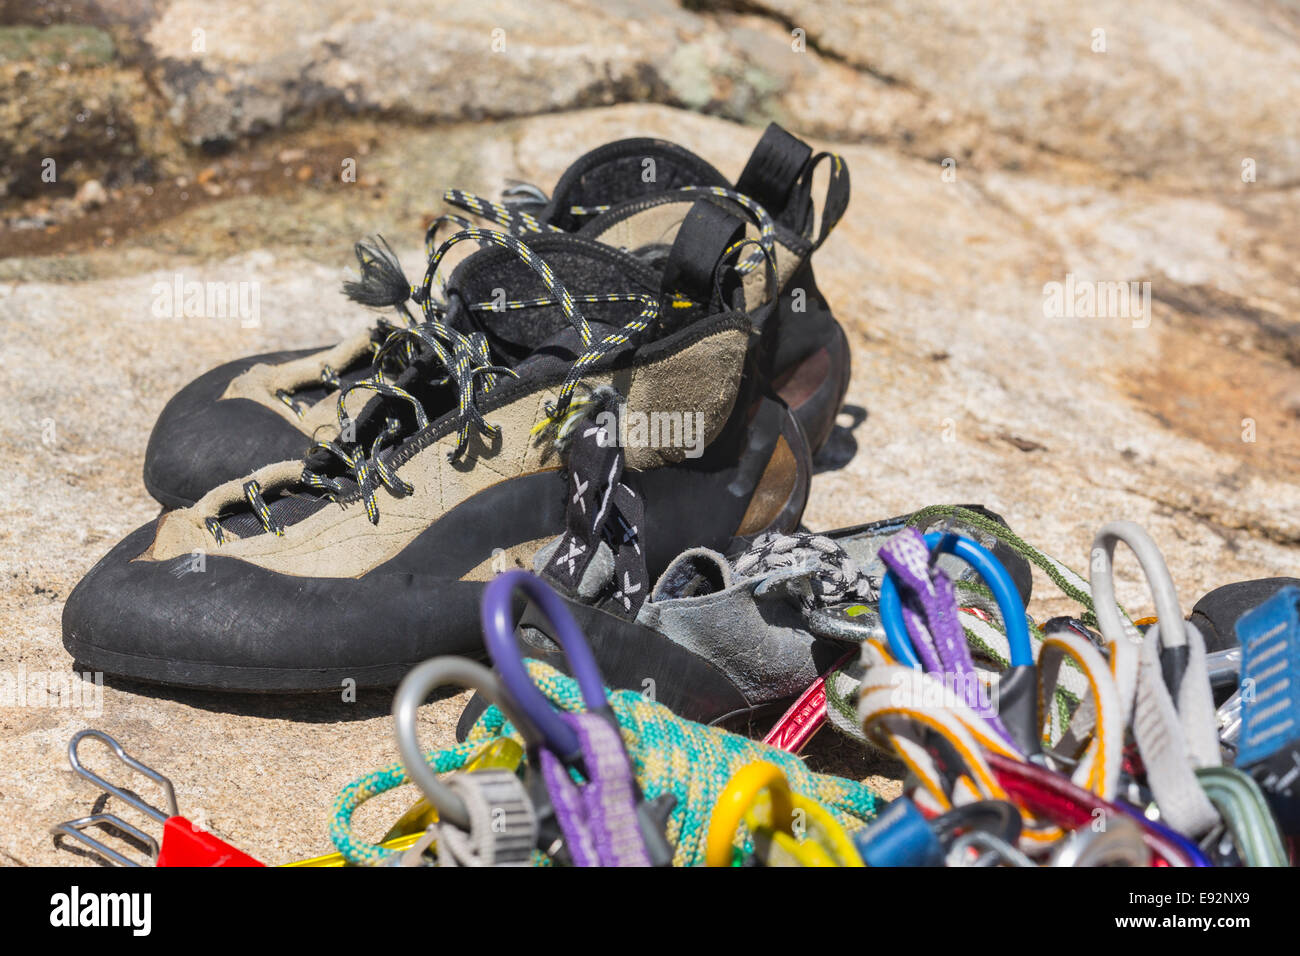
[481,569,609,762]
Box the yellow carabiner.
[707,762,791,866]
[705,761,864,867]
[282,738,525,867]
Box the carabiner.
[762,648,856,754]
[879,531,1037,754]
[705,761,864,867]
[946,830,1035,867]
[1113,800,1213,867]
[1089,520,1188,689]
[285,738,526,867]
[986,751,1209,866]
[1195,766,1288,867]
[482,570,675,866]
[879,531,1032,670]
[1048,815,1147,867]
[482,569,609,762]
[928,800,1023,849]
[392,656,535,831]
[1088,521,1222,838]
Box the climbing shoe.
[142,122,850,508]
[64,221,810,692]
[1189,577,1300,654]
[456,505,1032,734]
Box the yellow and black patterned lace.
[414,228,659,437]
[265,216,492,422]
[274,362,346,418]
[206,229,660,539]
[277,181,783,422]
[443,185,778,276]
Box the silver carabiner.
[1049,816,1148,867]
[392,656,535,832]
[945,830,1035,867]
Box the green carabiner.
[1195,766,1289,867]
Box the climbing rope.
[330,660,880,866]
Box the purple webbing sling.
[878,527,1018,750]
[538,711,652,867]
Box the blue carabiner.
[879,532,1033,670]
[1114,800,1213,867]
[481,569,610,763]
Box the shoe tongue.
[650,548,733,602]
[543,137,729,232]
[513,318,620,379]
[446,233,658,364]
[217,490,329,539]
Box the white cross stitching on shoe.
[583,424,611,445]
[556,538,586,576]
[613,572,641,610]
[620,521,641,554]
[572,475,589,514]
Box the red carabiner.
[764,650,855,753]
[986,752,1200,866]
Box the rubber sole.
[61,635,425,694]
[64,396,810,695]
[62,536,499,693]
[142,347,323,510]
[145,485,197,512]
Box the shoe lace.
[272,216,481,420]
[444,185,778,277]
[205,228,661,542]
[275,183,780,419]
[732,531,878,610]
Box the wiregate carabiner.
[1195,766,1289,867]
[705,761,864,867]
[482,569,610,763]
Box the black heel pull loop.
[660,199,746,308]
[736,122,814,223]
